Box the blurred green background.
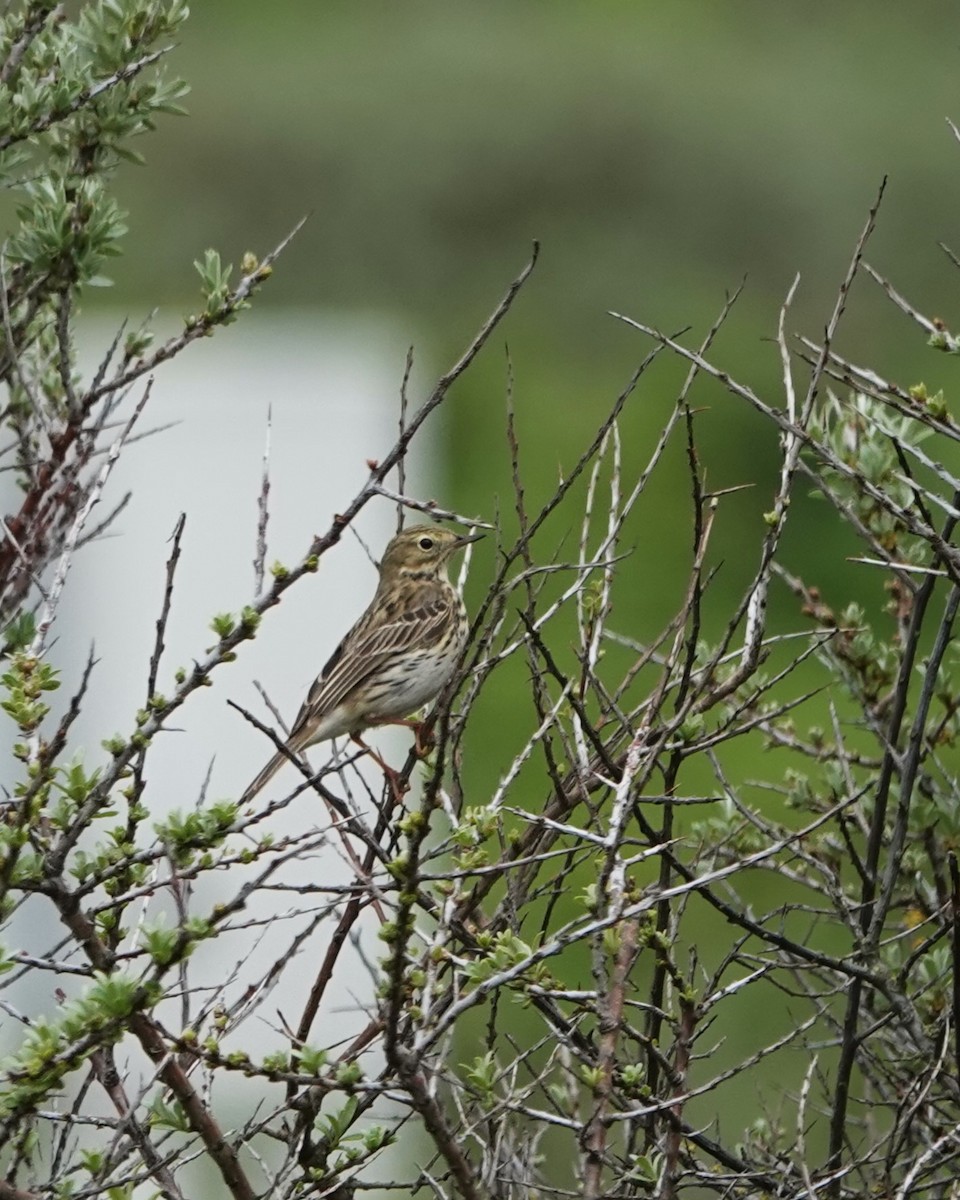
[84,0,960,1177]
[103,0,960,611]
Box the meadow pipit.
[242,524,481,800]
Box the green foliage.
[462,929,535,987]
[209,611,236,639]
[808,392,929,553]
[147,1094,190,1132]
[8,173,127,283]
[1,651,60,734]
[193,247,233,320]
[54,759,101,803]
[627,1153,662,1186]
[152,800,237,865]
[315,1095,358,1148]
[462,1050,497,1105]
[0,971,152,1119]
[141,914,211,966]
[2,610,36,655]
[1,0,188,281]
[333,1060,362,1087]
[299,1045,327,1074]
[261,1049,289,1072]
[239,604,261,632]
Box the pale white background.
[3,314,437,1190]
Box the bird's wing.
[288,586,454,738]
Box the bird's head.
[379,524,483,581]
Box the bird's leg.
[378,716,436,757]
[350,733,409,798]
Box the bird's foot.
[412,719,436,757]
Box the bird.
[241,524,482,801]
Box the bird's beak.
[454,531,485,548]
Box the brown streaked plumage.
[242,525,481,801]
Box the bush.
[2,5,959,1199]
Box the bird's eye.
[418,536,434,551]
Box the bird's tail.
[241,750,287,804]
